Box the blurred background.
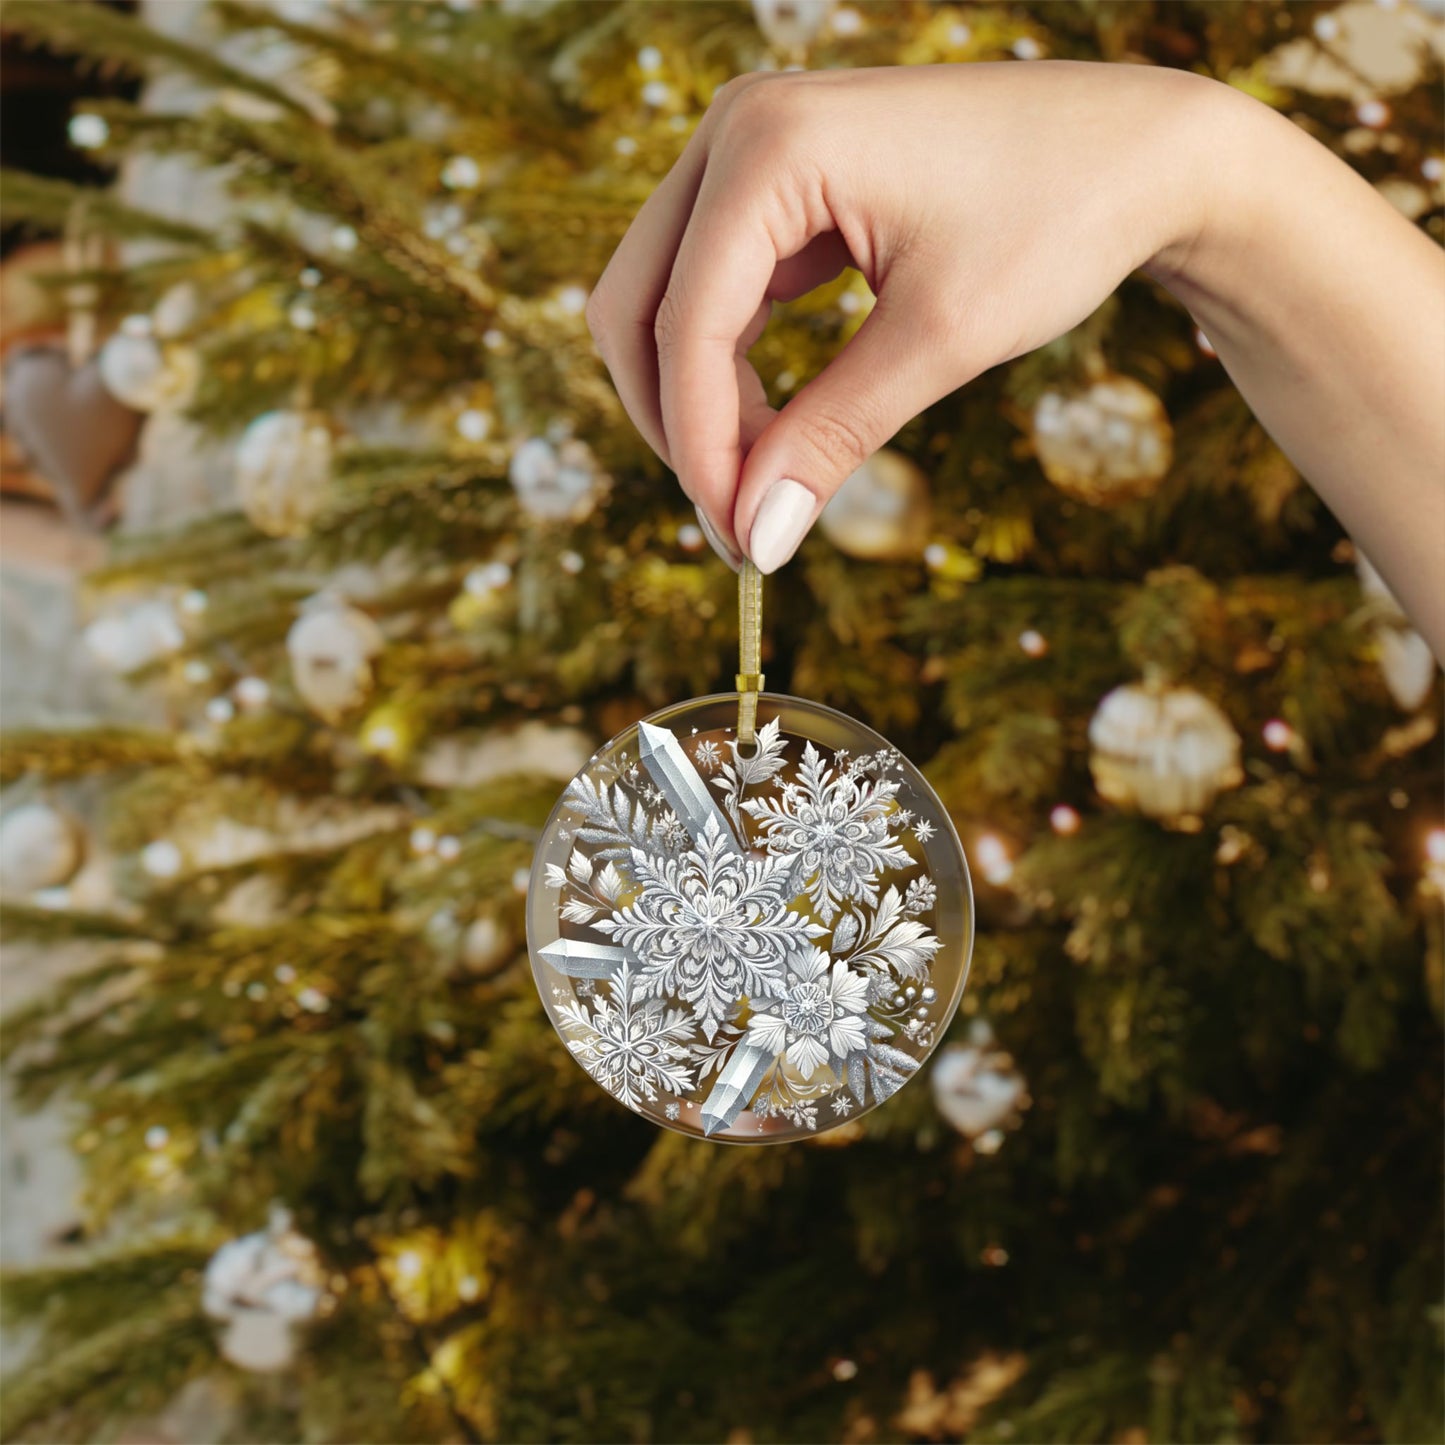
[0,2,1441,1442]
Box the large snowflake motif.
[747,946,870,1081]
[742,741,912,923]
[594,815,823,1040]
[556,963,695,1109]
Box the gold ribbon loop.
[737,560,764,747]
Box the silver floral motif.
[746,947,870,1081]
[741,742,912,923]
[541,712,946,1134]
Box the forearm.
[1145,83,1445,659]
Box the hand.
[586,61,1221,572]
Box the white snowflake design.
[540,713,947,1135]
[556,963,695,1110]
[742,741,912,924]
[595,815,822,1040]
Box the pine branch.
[0,170,212,248]
[2,0,308,116]
[0,728,179,784]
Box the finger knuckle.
[584,284,614,355]
[652,288,686,360]
[792,403,874,474]
[713,74,804,154]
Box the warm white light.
[206,697,236,725]
[1262,719,1293,752]
[637,45,663,71]
[1426,828,1445,866]
[1355,99,1390,129]
[456,408,492,442]
[410,827,437,855]
[976,833,1013,885]
[465,561,512,595]
[1018,629,1048,658]
[141,840,183,879]
[69,113,110,149]
[441,154,482,190]
[1050,804,1081,836]
[436,835,462,862]
[234,676,270,710]
[395,1250,423,1281]
[145,1126,170,1151]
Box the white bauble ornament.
[203,1207,325,1374]
[931,1021,1029,1142]
[508,435,603,521]
[0,803,84,894]
[1356,554,1437,710]
[752,0,835,54]
[1032,374,1173,505]
[217,1308,297,1373]
[98,331,198,412]
[84,599,185,674]
[462,914,512,975]
[1088,682,1243,823]
[818,448,932,561]
[286,597,384,722]
[236,411,335,537]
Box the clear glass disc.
[527,693,974,1143]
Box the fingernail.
[748,478,816,575]
[695,505,742,571]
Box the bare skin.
[586,63,1445,658]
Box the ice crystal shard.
[699,1039,774,1136]
[636,721,741,856]
[537,938,626,978]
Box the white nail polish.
[748,478,816,575]
[695,505,742,571]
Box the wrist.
[1141,73,1268,291]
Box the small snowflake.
[551,985,567,999]
[626,762,640,781]
[831,1093,854,1117]
[557,827,574,843]
[693,739,722,772]
[665,1101,680,1121]
[576,978,595,998]
[642,785,663,806]
[913,819,936,843]
[896,809,915,827]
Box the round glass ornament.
[528,692,973,1143]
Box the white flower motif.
[693,739,721,772]
[665,1101,680,1121]
[595,816,823,1039]
[557,964,695,1109]
[830,1092,854,1117]
[742,742,912,923]
[747,947,870,1082]
[913,819,936,843]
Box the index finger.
[656,159,799,545]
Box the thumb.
[733,284,965,574]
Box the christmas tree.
[2,2,1442,1441]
